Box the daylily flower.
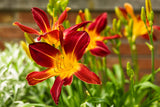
[79,11,120,57]
[116,3,160,41]
[13,7,70,46]
[26,30,101,105]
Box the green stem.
[143,20,155,102]
[117,46,123,70]
[117,47,125,89]
[130,76,135,107]
[102,57,107,71]
[149,27,155,82]
[102,57,107,83]
[129,39,139,81]
[145,24,155,82]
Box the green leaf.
[140,74,152,83]
[113,64,125,87]
[106,68,117,85]
[112,47,119,54]
[24,33,35,44]
[145,42,153,51]
[87,97,109,104]
[135,81,160,93]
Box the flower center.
[85,29,103,51]
[54,54,79,79]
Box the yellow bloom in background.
[116,3,159,41]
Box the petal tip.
[66,7,71,11]
[13,22,18,26]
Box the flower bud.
[84,8,92,21]
[141,6,146,24]
[75,15,81,24]
[150,11,154,22]
[112,18,117,32]
[145,0,152,15]
[117,20,121,32]
[126,62,134,79]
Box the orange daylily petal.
[58,7,71,25]
[63,76,73,86]
[88,13,107,34]
[37,30,59,45]
[50,76,73,105]
[142,32,157,41]
[153,25,160,31]
[50,77,64,105]
[32,7,51,33]
[64,21,90,38]
[64,31,90,60]
[133,19,148,37]
[74,64,101,84]
[124,3,135,19]
[29,42,60,67]
[118,7,128,19]
[90,41,111,57]
[59,26,64,47]
[103,34,121,40]
[13,22,40,35]
[26,68,55,85]
[79,10,85,22]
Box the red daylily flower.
[116,3,160,41]
[26,30,101,105]
[79,11,120,57]
[13,7,70,46]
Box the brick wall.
[0,0,160,84]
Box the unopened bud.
[84,8,92,21]
[150,11,154,22]
[126,62,134,79]
[75,15,81,24]
[115,7,122,19]
[145,0,152,16]
[141,7,146,23]
[112,18,117,32]
[117,20,121,32]
[129,19,133,30]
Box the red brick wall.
[0,10,160,84]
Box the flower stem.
[145,24,155,82]
[149,26,155,82]
[129,39,139,82]
[117,46,123,70]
